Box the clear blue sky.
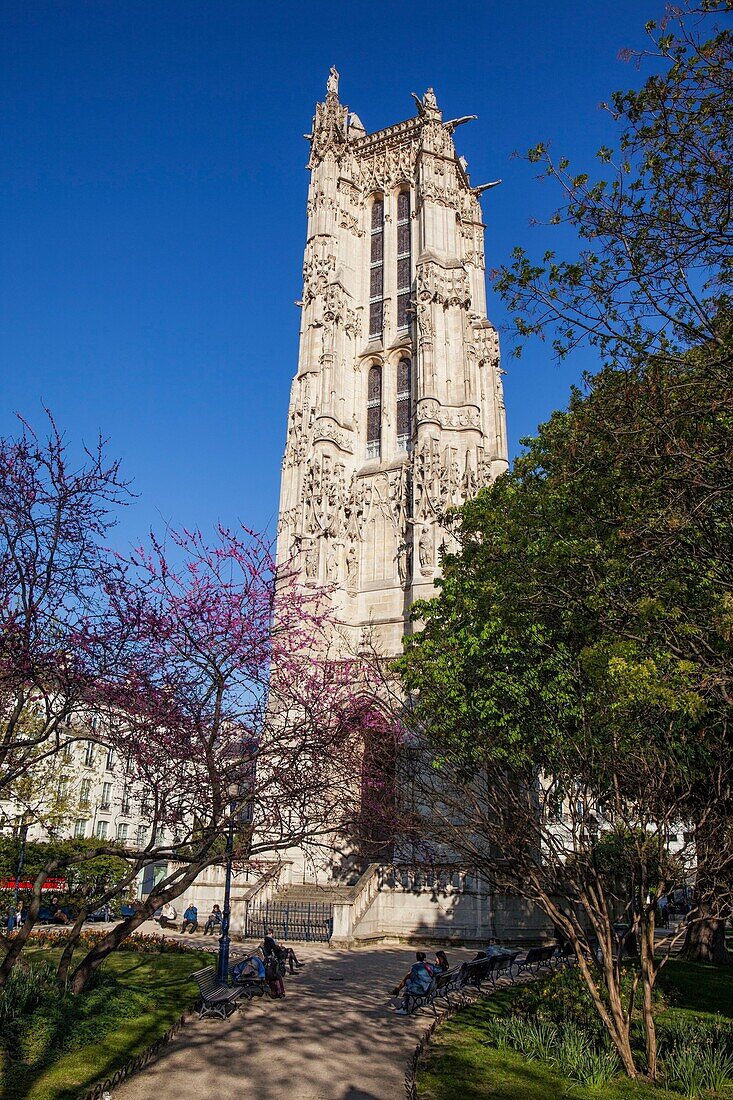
[1,1,660,549]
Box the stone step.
[273,882,356,905]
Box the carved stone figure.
[327,66,339,98]
[418,525,434,575]
[346,544,359,594]
[396,539,412,586]
[304,541,318,583]
[326,539,339,583]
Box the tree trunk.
[56,908,87,988]
[68,861,212,993]
[682,907,730,965]
[639,911,658,1079]
[570,930,639,1077]
[69,910,151,994]
[682,817,731,966]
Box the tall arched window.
[396,190,411,330]
[369,197,384,340]
[396,358,412,452]
[366,365,382,460]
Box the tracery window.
[396,358,412,452]
[396,190,411,329]
[366,365,382,460]
[369,197,384,340]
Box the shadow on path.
[112,944,477,1100]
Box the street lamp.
[217,783,239,983]
[8,821,28,932]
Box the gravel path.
[112,937,476,1100]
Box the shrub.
[481,1016,619,1088]
[661,1017,733,1098]
[0,961,57,1025]
[27,928,194,955]
[658,1012,733,1059]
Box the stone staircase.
[272,882,357,906]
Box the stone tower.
[277,70,508,660]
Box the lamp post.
[217,783,239,982]
[8,821,28,932]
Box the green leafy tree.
[497,1,732,368]
[395,343,732,1077]
[492,0,733,966]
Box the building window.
[366,365,382,460]
[396,358,412,452]
[74,819,87,839]
[116,822,129,842]
[369,197,384,340]
[100,782,112,811]
[83,743,95,768]
[396,190,411,329]
[106,747,115,771]
[57,775,70,800]
[136,825,147,847]
[79,779,92,807]
[95,819,109,839]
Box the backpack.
[264,957,285,982]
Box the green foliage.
[657,1013,733,1060]
[0,948,212,1099]
[496,3,732,366]
[510,965,665,1046]
[663,1044,733,1098]
[482,1016,620,1088]
[0,962,57,1026]
[0,836,130,900]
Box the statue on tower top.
[326,66,339,99]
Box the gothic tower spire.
[278,76,508,658]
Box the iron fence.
[243,900,333,942]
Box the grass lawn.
[418,959,733,1100]
[0,947,215,1100]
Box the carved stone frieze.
[472,319,500,365]
[339,209,362,237]
[313,416,354,454]
[302,249,337,302]
[355,139,419,194]
[416,400,481,430]
[416,262,471,309]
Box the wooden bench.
[192,966,242,1020]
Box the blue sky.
[1,1,660,549]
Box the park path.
[112,937,476,1100]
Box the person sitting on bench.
[203,904,223,935]
[392,951,434,1014]
[433,950,450,973]
[180,904,198,933]
[263,928,304,974]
